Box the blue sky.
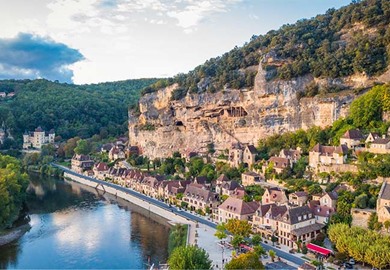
[0,0,351,84]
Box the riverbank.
[62,170,227,268]
[0,224,31,247]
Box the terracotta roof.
[371,138,390,145]
[219,197,259,215]
[341,129,363,140]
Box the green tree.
[168,245,212,270]
[74,139,92,155]
[0,154,29,229]
[268,250,276,262]
[225,219,252,238]
[225,252,264,270]
[214,222,227,243]
[251,234,262,246]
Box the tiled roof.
[219,197,259,215]
[246,145,257,154]
[372,138,390,145]
[268,157,290,169]
[379,181,390,200]
[292,223,324,236]
[216,174,229,183]
[94,162,108,171]
[291,191,308,197]
[325,191,338,200]
[184,183,218,202]
[221,180,240,191]
[311,144,348,155]
[278,205,314,224]
[341,129,363,140]
[242,171,260,177]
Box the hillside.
[0,78,158,145]
[142,0,389,98]
[129,0,390,159]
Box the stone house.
[183,183,219,215]
[279,148,302,163]
[23,127,55,149]
[377,179,390,223]
[276,206,323,249]
[308,192,338,224]
[216,180,241,196]
[369,137,390,153]
[241,171,262,186]
[365,132,380,144]
[93,162,109,179]
[340,129,364,149]
[228,144,257,168]
[289,191,308,207]
[263,157,291,174]
[252,204,323,249]
[71,154,94,174]
[217,197,259,223]
[309,144,348,169]
[262,187,288,205]
[109,146,126,161]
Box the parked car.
[343,262,353,269]
[349,259,355,265]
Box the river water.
[0,175,170,269]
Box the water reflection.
[0,175,170,269]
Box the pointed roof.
[246,145,257,154]
[219,197,259,215]
[341,129,363,140]
[216,174,229,183]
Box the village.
[19,124,390,269]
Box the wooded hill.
[0,78,158,145]
[142,0,390,99]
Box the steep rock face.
[129,62,380,159]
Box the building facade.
[23,127,55,149]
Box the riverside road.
[52,163,304,267]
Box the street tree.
[225,252,264,270]
[168,245,212,270]
[225,219,252,238]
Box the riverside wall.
[63,172,195,245]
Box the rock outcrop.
[129,59,386,159]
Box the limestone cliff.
[129,58,389,159]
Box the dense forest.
[0,78,157,145]
[0,154,28,229]
[142,0,390,98]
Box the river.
[0,174,171,269]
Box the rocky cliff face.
[129,58,387,159]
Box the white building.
[23,127,55,149]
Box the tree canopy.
[167,245,212,270]
[0,78,158,145]
[0,154,29,229]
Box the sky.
[0,0,352,84]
